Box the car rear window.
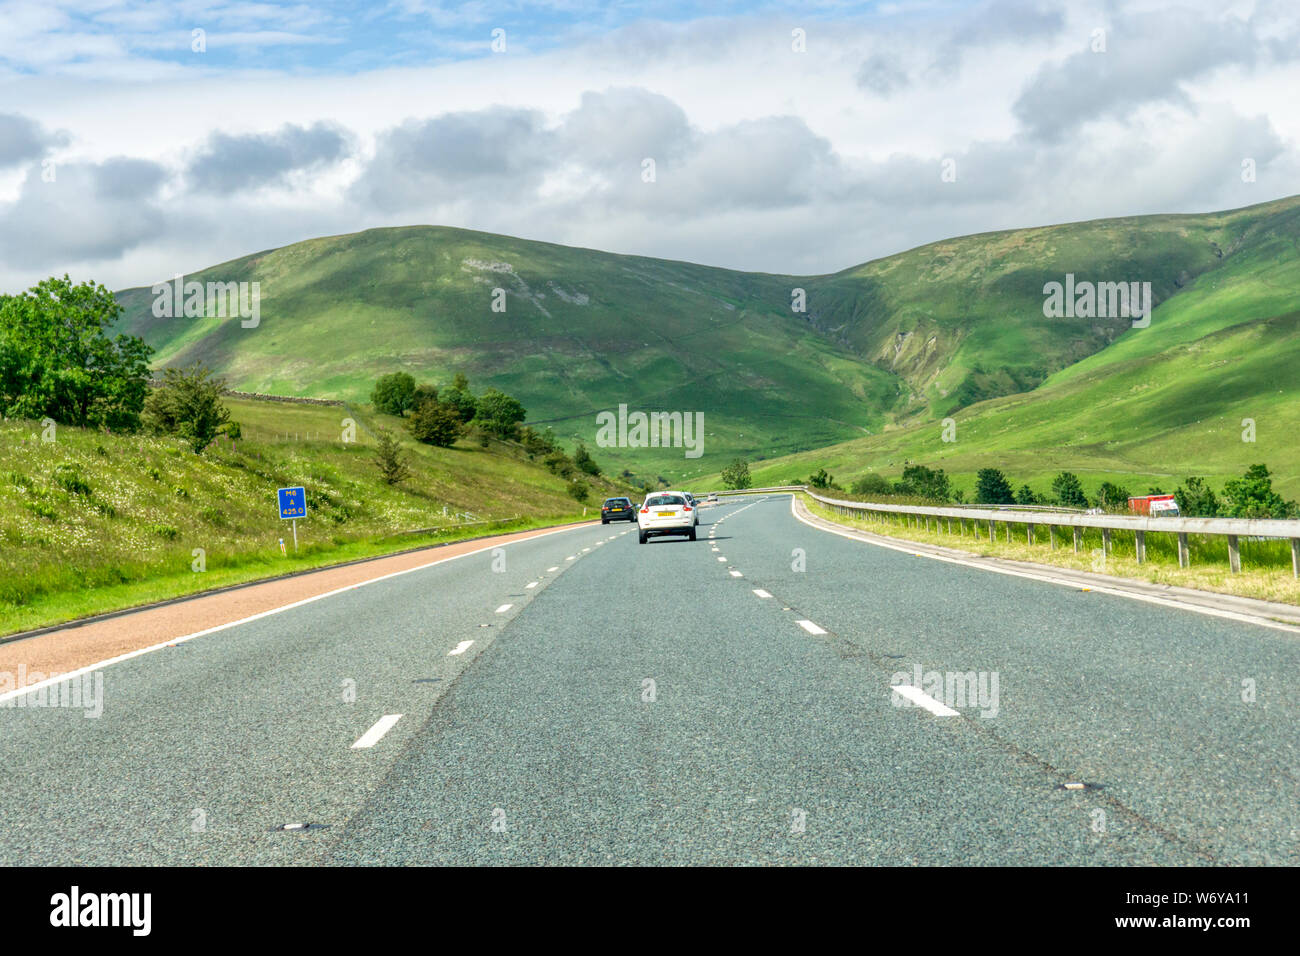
[645,494,684,507]
[604,498,629,506]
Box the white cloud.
[0,0,1297,292]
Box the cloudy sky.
[0,0,1297,292]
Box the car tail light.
[641,507,649,513]
[683,506,692,512]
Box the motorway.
[2,495,1297,865]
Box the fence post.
[1178,532,1189,568]
[1227,535,1240,574]
[1135,530,1145,564]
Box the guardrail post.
[1178,532,1189,568]
[1073,527,1081,553]
[988,519,995,540]
[1049,525,1056,549]
[1102,528,1111,554]
[1227,535,1240,574]
[1135,530,1145,564]
[1293,538,1299,579]
[1027,523,1034,545]
[1005,522,1011,543]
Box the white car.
[638,491,698,543]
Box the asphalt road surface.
[3,495,1297,865]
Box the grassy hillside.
[0,396,631,636]
[714,248,1300,501]
[113,195,1300,485]
[805,194,1300,418]
[114,228,906,482]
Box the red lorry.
[1128,494,1180,517]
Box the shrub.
[1050,472,1087,508]
[474,388,527,439]
[1174,476,1220,517]
[371,373,416,417]
[974,468,1015,504]
[849,473,892,496]
[408,399,463,447]
[721,459,752,490]
[143,363,232,453]
[896,464,951,500]
[568,480,590,502]
[573,442,601,476]
[373,428,412,486]
[1093,481,1130,511]
[809,468,833,489]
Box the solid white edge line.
[352,714,403,748]
[796,619,827,635]
[448,640,474,656]
[1,521,603,706]
[789,495,1300,635]
[892,684,960,717]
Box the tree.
[850,473,892,497]
[371,372,416,416]
[573,442,601,476]
[1014,484,1039,506]
[142,363,232,453]
[897,463,951,500]
[1094,481,1131,511]
[408,398,462,447]
[568,480,590,502]
[1221,464,1296,518]
[474,387,526,439]
[441,374,478,423]
[1051,472,1087,508]
[808,468,833,489]
[0,275,153,430]
[974,468,1015,504]
[373,428,412,485]
[721,458,752,490]
[1174,476,1220,518]
[412,383,439,408]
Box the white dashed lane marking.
[352,714,403,750]
[448,640,474,656]
[753,589,772,598]
[495,604,513,613]
[796,619,827,635]
[892,685,960,717]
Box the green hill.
[114,228,906,483]
[716,197,1300,500]
[113,195,1300,484]
[0,395,630,635]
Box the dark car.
[601,497,636,523]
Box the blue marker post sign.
[278,486,306,551]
